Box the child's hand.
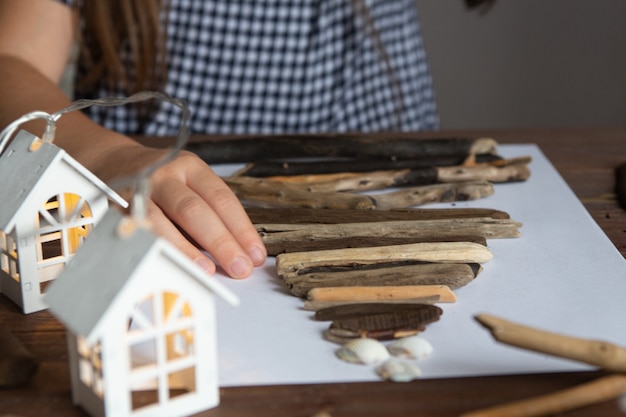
[148,148,267,278]
[100,143,267,279]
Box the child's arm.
[0,0,266,278]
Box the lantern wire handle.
[0,91,190,225]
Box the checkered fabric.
[63,0,439,135]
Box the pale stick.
[461,374,626,417]
[475,314,626,372]
[306,285,457,303]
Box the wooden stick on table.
[461,374,626,417]
[475,314,626,372]
[257,157,531,192]
[276,241,493,280]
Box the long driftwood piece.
[225,176,494,209]
[258,219,522,252]
[235,153,504,177]
[262,234,487,256]
[245,207,512,224]
[275,242,493,280]
[187,135,498,163]
[284,262,482,297]
[253,157,531,193]
[303,296,441,311]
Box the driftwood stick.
[224,176,376,209]
[306,285,457,303]
[263,235,487,256]
[284,262,481,297]
[245,207,512,224]
[258,157,531,192]
[235,153,504,177]
[303,296,441,311]
[227,176,494,209]
[258,219,522,248]
[475,314,626,373]
[372,181,494,209]
[461,374,626,417]
[276,242,493,280]
[187,135,498,163]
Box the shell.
[376,358,421,382]
[335,338,390,365]
[388,336,433,360]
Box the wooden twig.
[187,135,498,163]
[258,157,531,192]
[226,176,495,209]
[372,181,494,209]
[461,374,626,417]
[475,314,626,373]
[224,176,377,209]
[245,207,512,224]
[263,235,487,256]
[306,285,457,303]
[235,153,504,177]
[284,262,481,297]
[276,242,493,280]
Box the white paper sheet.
[211,144,626,387]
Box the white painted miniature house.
[0,130,126,314]
[45,209,239,417]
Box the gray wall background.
[414,0,626,129]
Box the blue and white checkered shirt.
[64,0,439,135]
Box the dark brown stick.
[186,135,498,163]
[262,235,486,256]
[235,153,504,177]
[245,207,512,224]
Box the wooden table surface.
[1,128,625,417]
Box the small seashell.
[388,336,433,360]
[335,338,390,365]
[376,358,421,382]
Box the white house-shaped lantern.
[45,208,239,417]
[0,130,127,314]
